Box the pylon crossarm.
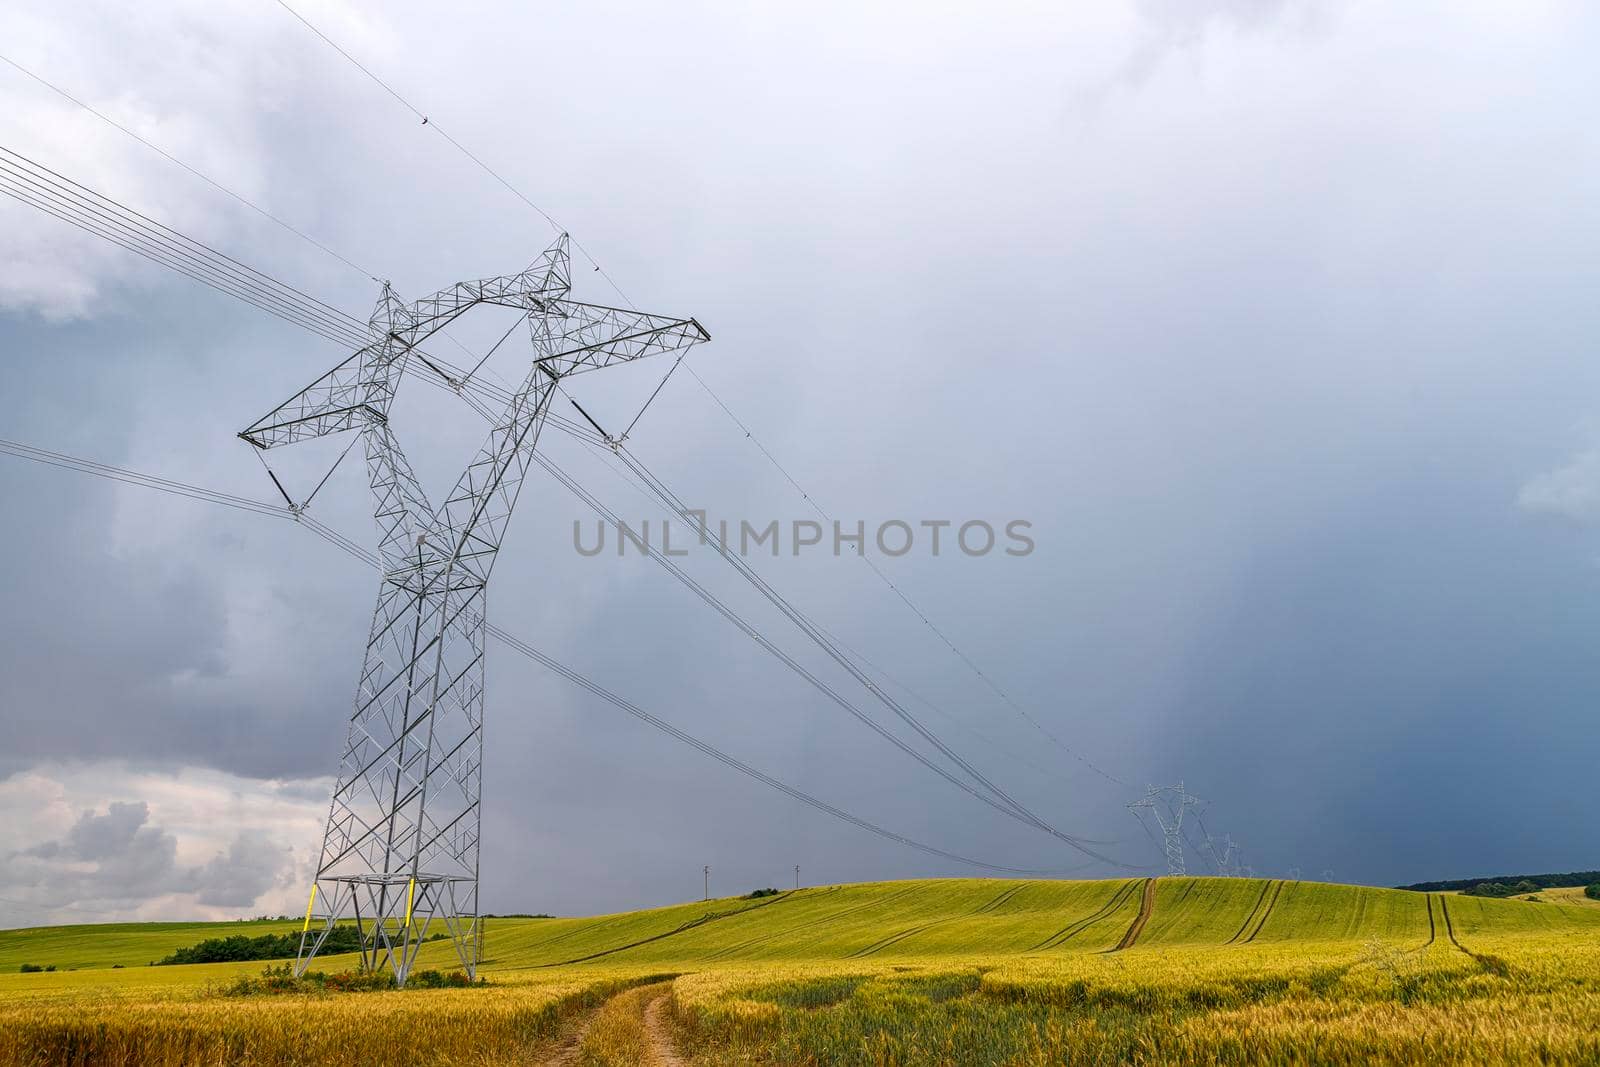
[239,351,382,449]
[536,302,709,377]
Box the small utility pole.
[703,865,710,901]
[794,865,800,890]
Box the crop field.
[1523,885,1600,909]
[4,877,1600,1065]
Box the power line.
[608,445,1121,852]
[520,417,1091,794]
[480,407,1129,863]
[270,0,630,304]
[7,31,1137,795]
[682,369,1132,790]
[263,1,1133,790]
[0,141,1134,867]
[0,50,379,282]
[0,436,1078,877]
[0,148,370,346]
[533,448,1082,844]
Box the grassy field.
[0,919,305,973]
[1523,885,1600,908]
[4,877,1600,1064]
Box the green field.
[4,877,1600,1065]
[7,876,1593,975]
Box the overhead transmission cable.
[268,0,627,302]
[430,378,1127,860]
[0,51,379,282]
[0,140,1130,864]
[682,364,1134,792]
[259,3,1133,791]
[3,40,1134,800]
[432,373,1124,858]
[0,435,1080,877]
[543,423,1085,791]
[425,371,1120,857]
[507,411,1087,792]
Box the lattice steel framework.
[1205,833,1242,878]
[240,235,708,985]
[1128,783,1203,878]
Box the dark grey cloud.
[4,0,1600,923]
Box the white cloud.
[1517,448,1600,525]
[0,762,330,927]
[0,0,389,318]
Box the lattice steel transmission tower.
[240,236,708,985]
[1128,783,1203,877]
[1209,833,1242,878]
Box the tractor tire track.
[975,882,1029,914]
[847,883,1029,959]
[1423,893,1437,948]
[1437,894,1466,953]
[1242,880,1284,944]
[545,890,801,965]
[1436,895,1510,975]
[1226,880,1276,945]
[1030,879,1140,951]
[1111,878,1157,952]
[520,889,826,961]
[847,921,946,959]
[697,886,915,963]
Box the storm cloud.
[3,0,1600,925]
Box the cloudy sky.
[3,0,1600,927]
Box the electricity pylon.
[1205,833,1242,877]
[1128,783,1203,877]
[240,235,708,985]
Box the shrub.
[745,888,781,899]
[218,964,482,997]
[18,964,42,974]
[407,969,478,988]
[158,925,364,966]
[322,968,395,993]
[1587,883,1600,901]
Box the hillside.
[8,876,1599,976]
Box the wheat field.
[4,877,1599,1065]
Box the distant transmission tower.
[1209,834,1242,878]
[1128,783,1203,876]
[241,236,708,986]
